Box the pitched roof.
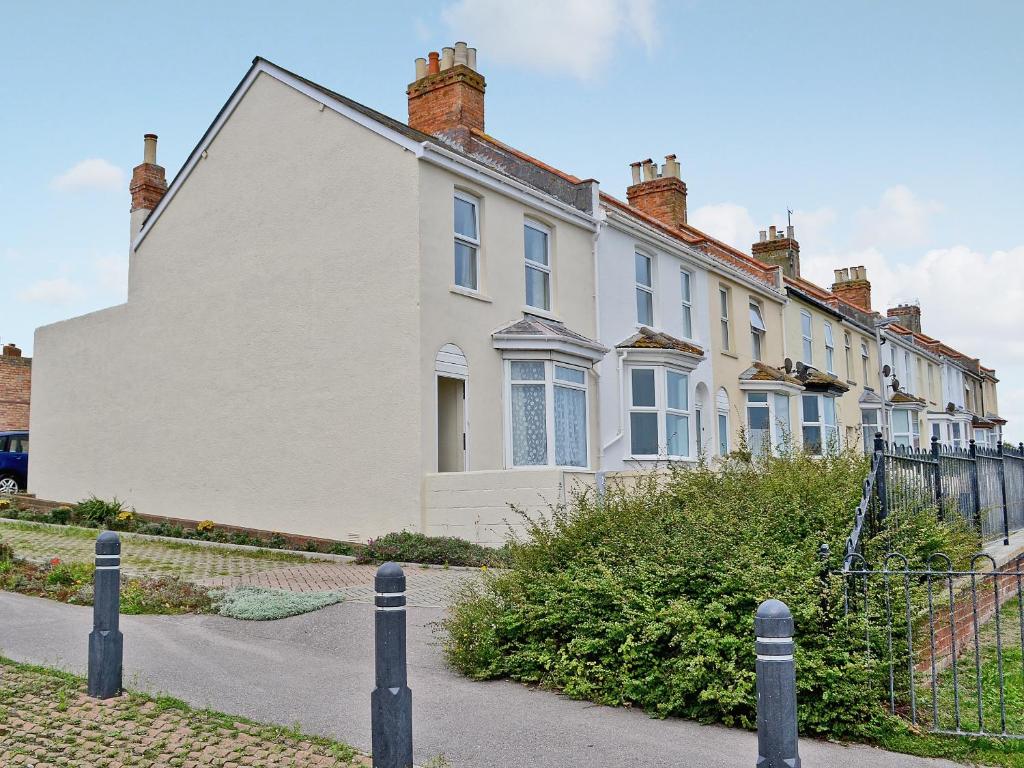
[796,365,850,394]
[492,314,606,352]
[890,391,927,405]
[616,326,704,356]
[738,361,804,388]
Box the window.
[749,302,766,362]
[453,193,479,290]
[861,342,870,385]
[717,388,730,456]
[801,394,838,455]
[904,351,913,393]
[508,361,588,468]
[635,252,654,326]
[747,393,770,455]
[931,422,941,442]
[680,270,693,338]
[844,332,853,381]
[719,287,731,351]
[824,322,835,374]
[952,422,963,449]
[523,221,550,311]
[892,408,920,449]
[927,364,935,401]
[774,393,791,446]
[861,409,880,453]
[629,367,691,458]
[800,311,813,364]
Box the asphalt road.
[0,592,963,767]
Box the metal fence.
[846,435,1024,561]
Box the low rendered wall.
[422,469,596,547]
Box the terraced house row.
[29,43,1008,545]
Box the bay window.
[680,269,693,338]
[745,390,792,456]
[801,311,813,364]
[861,408,880,452]
[628,366,691,459]
[802,393,838,455]
[524,221,551,311]
[508,360,588,468]
[635,252,654,326]
[892,408,921,449]
[749,302,766,362]
[453,192,480,290]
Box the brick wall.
[407,65,485,137]
[0,349,31,431]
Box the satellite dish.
[882,364,892,377]
[795,361,807,376]
[946,402,956,413]
[783,358,793,373]
[891,377,901,392]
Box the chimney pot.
[427,51,440,74]
[759,229,767,243]
[143,133,158,165]
[768,225,777,239]
[834,269,845,282]
[454,41,468,67]
[2,343,21,358]
[662,154,680,179]
[630,161,642,185]
[415,57,427,80]
[467,47,477,70]
[441,47,454,70]
[642,159,656,181]
[786,224,794,239]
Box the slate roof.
[738,361,804,388]
[796,366,851,394]
[616,327,705,357]
[890,391,927,405]
[492,314,607,352]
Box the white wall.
[31,72,423,542]
[595,217,713,470]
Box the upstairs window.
[904,350,913,392]
[680,269,693,338]
[844,332,853,381]
[719,287,731,351]
[749,302,766,362]
[635,252,654,326]
[524,221,551,311]
[824,322,835,374]
[861,342,870,384]
[453,193,479,290]
[801,311,813,364]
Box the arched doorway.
[435,344,468,472]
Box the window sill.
[719,350,739,360]
[522,305,560,321]
[449,285,493,303]
[627,456,695,463]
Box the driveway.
[0,592,962,768]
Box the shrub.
[329,541,355,556]
[120,577,213,615]
[358,531,508,568]
[73,497,128,528]
[211,586,344,620]
[196,520,216,534]
[0,499,12,513]
[45,561,93,588]
[0,538,13,562]
[441,449,977,740]
[49,506,73,525]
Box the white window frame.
[719,286,731,351]
[801,310,813,364]
[801,393,839,455]
[680,268,694,339]
[861,407,881,453]
[844,332,853,382]
[749,300,766,362]
[824,322,835,374]
[453,191,480,291]
[505,359,589,469]
[891,407,921,450]
[861,342,870,385]
[904,350,914,393]
[627,365,692,460]
[635,251,654,326]
[523,219,551,311]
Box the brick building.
[0,343,31,431]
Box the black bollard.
[87,530,123,699]
[755,599,800,768]
[371,562,413,768]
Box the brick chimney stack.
[751,224,801,278]
[129,133,167,239]
[887,302,922,334]
[831,266,873,312]
[2,343,22,358]
[625,155,688,229]
[407,42,485,145]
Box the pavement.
[0,591,964,768]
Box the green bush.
[120,577,213,615]
[45,561,93,589]
[73,497,127,528]
[49,506,73,525]
[441,449,977,740]
[211,586,343,620]
[0,538,13,563]
[358,531,507,568]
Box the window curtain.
[554,385,587,467]
[511,384,547,465]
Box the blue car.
[0,431,28,495]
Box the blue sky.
[3,1,1022,433]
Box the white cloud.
[441,0,659,81]
[688,203,758,251]
[18,276,86,305]
[853,185,943,249]
[51,158,124,192]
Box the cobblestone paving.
[0,660,368,767]
[202,563,482,608]
[0,521,481,608]
[0,521,310,580]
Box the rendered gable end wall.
[30,72,423,541]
